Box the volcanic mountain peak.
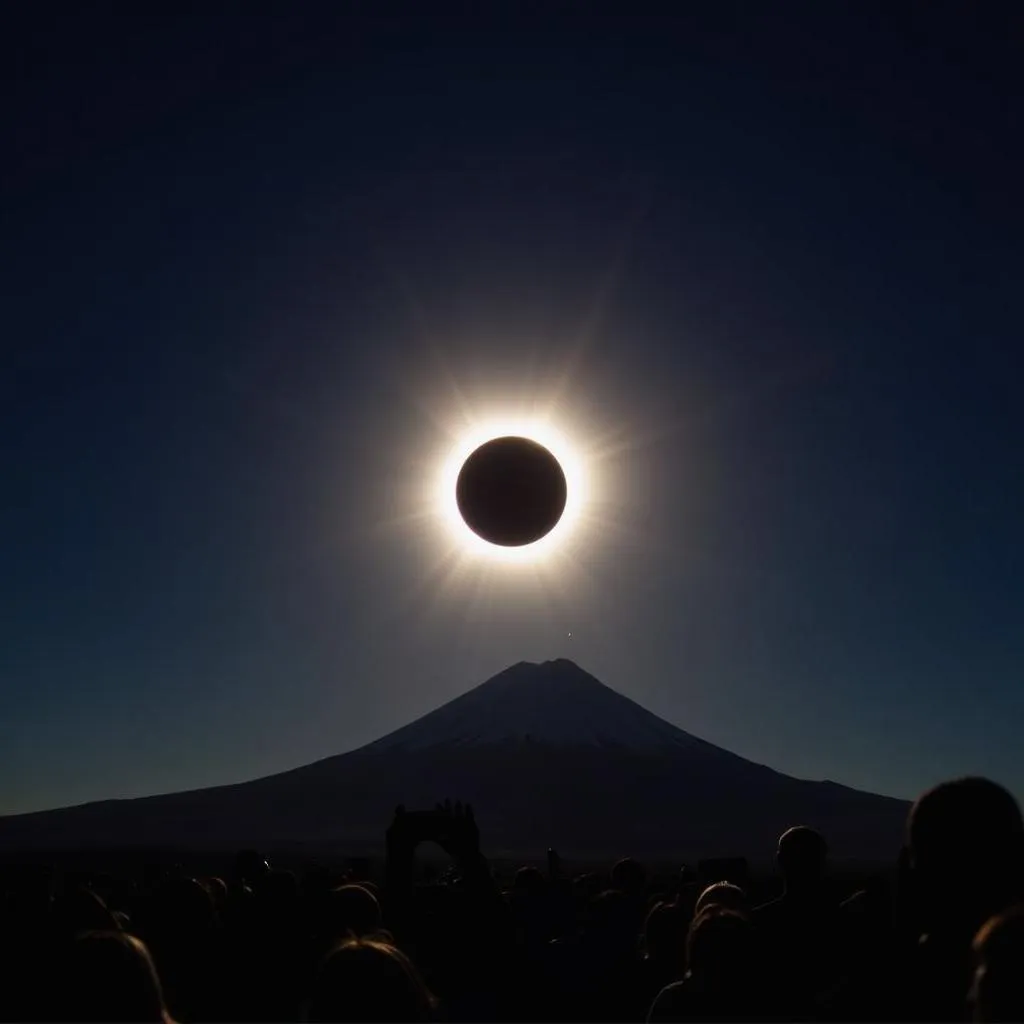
[0,658,911,863]
[360,658,734,757]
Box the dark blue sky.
[3,4,1022,816]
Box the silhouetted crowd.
[2,776,1023,1022]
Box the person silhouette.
[543,887,647,1023]
[969,904,1024,1022]
[752,826,842,1018]
[908,777,1024,935]
[56,930,173,1023]
[648,907,760,1022]
[137,876,222,1023]
[322,884,383,941]
[694,881,747,918]
[305,936,437,1022]
[49,886,119,943]
[901,777,1024,1021]
[640,900,688,1008]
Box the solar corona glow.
[439,419,586,564]
[457,436,568,547]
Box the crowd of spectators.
[2,776,1022,1022]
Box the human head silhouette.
[234,849,270,885]
[611,857,647,897]
[324,884,382,939]
[50,886,119,941]
[777,826,827,893]
[59,930,171,1023]
[686,907,755,984]
[581,888,637,959]
[203,876,227,910]
[643,899,686,963]
[908,777,1024,925]
[970,904,1024,1022]
[513,866,546,894]
[695,881,747,917]
[306,937,436,1022]
[147,876,215,937]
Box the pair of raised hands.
[386,799,480,864]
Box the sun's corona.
[456,436,567,547]
[439,419,586,563]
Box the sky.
[2,4,1022,817]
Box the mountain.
[0,660,910,863]
[364,659,753,756]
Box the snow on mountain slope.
[361,659,757,764]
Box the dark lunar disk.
[456,436,568,547]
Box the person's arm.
[432,801,497,897]
[383,805,418,940]
[384,801,499,926]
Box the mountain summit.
[365,659,736,755]
[0,660,909,862]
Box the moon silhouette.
[455,436,568,547]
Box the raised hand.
[386,804,412,850]
[432,799,480,864]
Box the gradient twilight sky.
[2,6,1022,817]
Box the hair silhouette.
[306,936,437,1023]
[909,777,1024,928]
[909,778,1023,875]
[50,886,119,941]
[58,930,172,1023]
[323,883,383,939]
[970,904,1024,1022]
[776,826,828,893]
[644,900,686,961]
[611,857,647,897]
[694,881,747,917]
[514,865,547,893]
[687,907,755,981]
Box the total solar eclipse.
[455,436,568,547]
